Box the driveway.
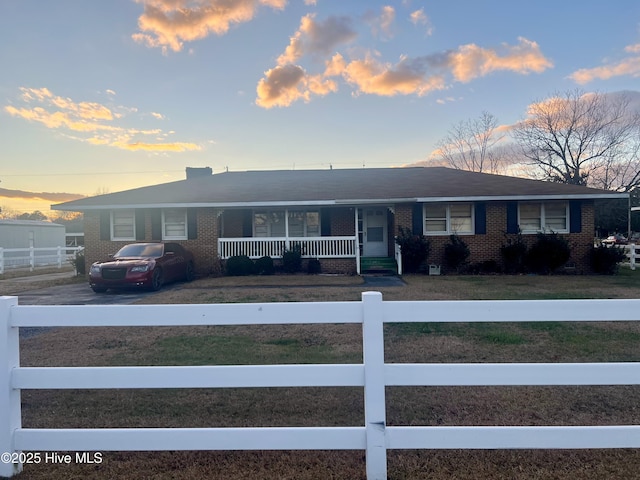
[12,282,178,306]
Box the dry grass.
[14,270,640,479]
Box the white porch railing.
[0,247,84,274]
[217,236,357,259]
[3,294,640,479]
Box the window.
[253,210,320,237]
[424,203,473,235]
[111,210,135,240]
[519,202,568,233]
[162,208,188,240]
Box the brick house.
[52,167,627,275]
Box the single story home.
[52,167,627,274]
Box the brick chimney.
[186,167,213,179]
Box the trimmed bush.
[225,255,255,276]
[282,245,302,273]
[395,226,431,273]
[444,235,470,273]
[500,232,528,274]
[590,245,627,274]
[255,256,275,275]
[525,232,571,274]
[307,258,322,274]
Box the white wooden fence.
[3,293,640,479]
[0,247,83,274]
[624,243,638,270]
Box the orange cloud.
[570,56,640,85]
[256,64,337,108]
[5,87,201,153]
[449,37,553,82]
[133,0,287,53]
[0,188,85,203]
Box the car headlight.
[130,265,150,273]
[90,265,101,274]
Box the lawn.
[13,270,640,479]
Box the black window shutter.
[99,211,111,240]
[474,202,486,235]
[187,208,198,240]
[135,210,146,241]
[151,210,162,241]
[320,208,331,236]
[242,210,253,237]
[506,202,519,234]
[412,204,423,234]
[569,200,582,233]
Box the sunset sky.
[2,0,640,215]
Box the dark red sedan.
[89,242,195,293]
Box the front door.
[363,208,388,257]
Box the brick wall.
[394,201,596,273]
[83,208,221,276]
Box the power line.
[1,170,185,177]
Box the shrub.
[71,250,86,275]
[225,255,255,276]
[525,232,571,274]
[444,234,470,273]
[500,232,528,274]
[307,258,322,274]
[254,256,275,275]
[395,226,431,273]
[590,245,627,274]
[282,245,302,273]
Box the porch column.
[284,209,290,250]
[355,208,361,275]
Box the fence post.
[0,248,4,275]
[631,244,636,271]
[0,296,22,477]
[57,246,63,269]
[29,247,35,272]
[362,291,387,480]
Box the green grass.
[112,334,361,366]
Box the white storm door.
[363,208,387,257]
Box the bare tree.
[512,89,640,188]
[433,111,507,174]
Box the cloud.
[4,87,201,153]
[277,14,357,65]
[409,8,432,35]
[448,37,553,82]
[570,44,640,84]
[255,64,337,108]
[132,0,287,53]
[340,37,551,97]
[0,187,85,203]
[367,5,395,39]
[150,112,165,120]
[257,8,551,108]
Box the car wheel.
[91,285,108,293]
[150,268,163,291]
[185,262,195,282]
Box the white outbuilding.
[0,220,67,270]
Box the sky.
[1,0,640,215]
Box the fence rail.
[217,236,357,259]
[0,246,83,274]
[2,294,640,479]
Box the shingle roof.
[52,167,627,211]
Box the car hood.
[93,257,155,267]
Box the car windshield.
[114,244,164,258]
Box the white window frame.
[110,210,136,241]
[423,203,474,236]
[253,209,321,238]
[162,208,188,240]
[518,202,569,234]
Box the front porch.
[217,206,402,275]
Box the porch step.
[361,257,397,274]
